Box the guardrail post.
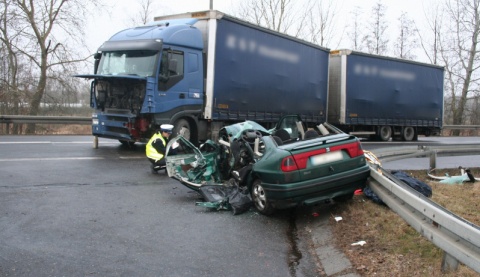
[430,150,437,169]
[441,252,459,272]
[93,136,98,149]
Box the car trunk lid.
[280,134,365,182]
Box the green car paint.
[165,115,370,215]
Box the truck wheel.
[173,119,191,141]
[119,140,135,147]
[401,127,415,141]
[251,179,275,215]
[378,126,392,141]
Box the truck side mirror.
[93,53,101,74]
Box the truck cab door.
[157,48,203,113]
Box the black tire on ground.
[251,179,275,215]
[119,140,135,147]
[401,126,415,141]
[378,126,392,141]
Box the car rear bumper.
[261,164,370,209]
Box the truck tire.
[378,126,392,141]
[173,119,191,141]
[401,127,415,141]
[119,140,135,147]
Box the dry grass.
[36,124,91,135]
[331,168,480,277]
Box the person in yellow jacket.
[146,124,174,173]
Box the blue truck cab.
[76,18,205,144]
[76,10,330,145]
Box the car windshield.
[97,50,159,77]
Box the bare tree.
[394,12,418,59]
[347,6,364,51]
[417,0,444,65]
[364,1,389,55]
[441,0,480,134]
[0,0,26,133]
[0,0,98,134]
[129,0,158,26]
[301,0,341,48]
[235,0,298,34]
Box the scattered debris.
[351,241,367,246]
[428,166,478,184]
[195,180,253,215]
[334,216,343,222]
[391,171,432,197]
[364,170,433,205]
[364,150,381,167]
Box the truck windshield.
[97,50,159,77]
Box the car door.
[165,137,224,191]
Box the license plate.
[310,151,343,165]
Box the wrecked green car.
[165,115,370,215]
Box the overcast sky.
[84,0,433,62]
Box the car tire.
[251,179,275,215]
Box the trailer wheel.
[378,126,392,141]
[401,127,415,141]
[173,119,191,141]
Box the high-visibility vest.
[146,133,166,161]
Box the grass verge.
[330,168,480,276]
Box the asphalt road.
[1,135,478,277]
[0,136,321,277]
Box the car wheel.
[251,179,275,215]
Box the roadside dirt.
[330,168,480,277]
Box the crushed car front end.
[165,116,371,215]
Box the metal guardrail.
[0,115,479,129]
[443,124,480,130]
[0,115,91,125]
[368,147,480,273]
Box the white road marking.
[0,157,104,162]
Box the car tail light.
[281,141,364,172]
[337,141,364,158]
[281,156,298,172]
